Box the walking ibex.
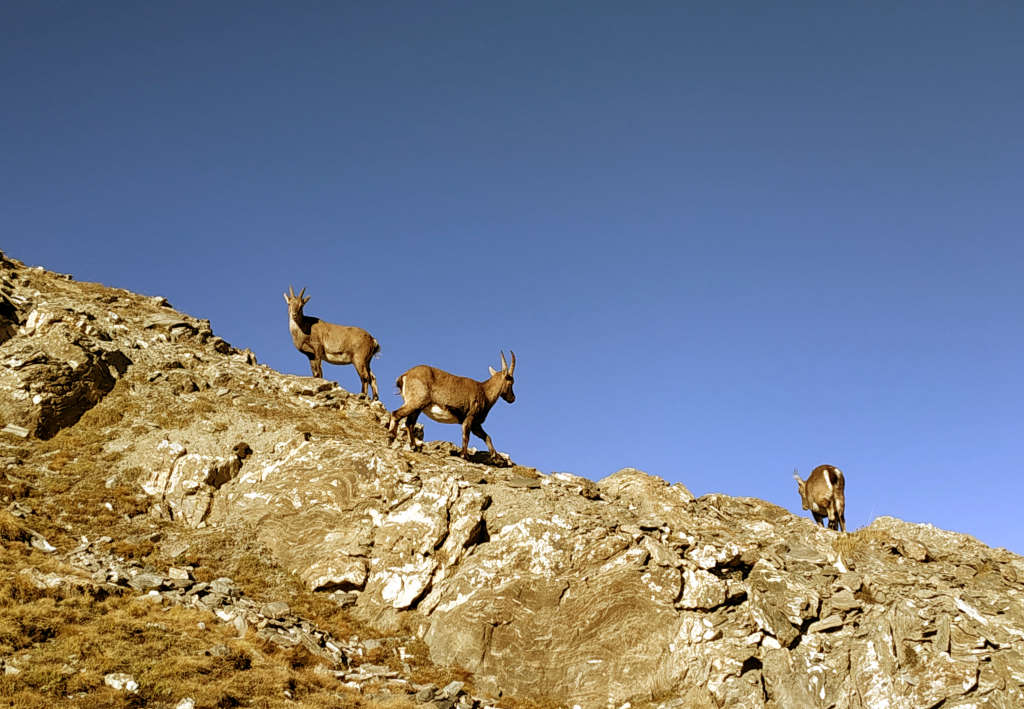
[283,286,380,400]
[793,464,846,532]
[388,351,516,462]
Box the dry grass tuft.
[0,510,31,543]
[831,527,900,564]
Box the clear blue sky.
[4,2,1022,553]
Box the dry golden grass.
[831,527,897,563]
[0,544,370,707]
[0,511,31,543]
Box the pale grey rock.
[678,568,727,610]
[209,577,237,596]
[441,680,465,697]
[104,672,139,692]
[261,600,290,618]
[128,572,165,591]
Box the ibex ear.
[302,296,311,305]
[488,366,498,376]
[283,293,289,303]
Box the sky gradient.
[4,2,1023,552]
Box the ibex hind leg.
[470,422,500,463]
[355,360,379,401]
[368,370,379,400]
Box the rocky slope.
[1,249,1023,708]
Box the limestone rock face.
[1,314,131,439]
[3,249,1024,708]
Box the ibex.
[793,464,846,532]
[283,286,380,400]
[388,351,516,461]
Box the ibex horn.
[288,285,295,297]
[500,351,508,372]
[298,287,306,300]
[509,350,516,375]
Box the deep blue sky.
[4,3,1022,553]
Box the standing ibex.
[388,351,516,462]
[283,286,380,400]
[793,464,846,532]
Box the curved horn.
[298,287,306,300]
[500,350,508,372]
[288,285,295,298]
[508,350,516,375]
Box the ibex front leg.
[388,405,422,451]
[459,417,475,459]
[309,343,325,378]
[470,422,500,463]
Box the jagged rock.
[0,325,130,439]
[141,441,247,527]
[678,567,728,610]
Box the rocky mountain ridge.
[1,249,1023,708]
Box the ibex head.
[283,285,310,317]
[488,350,517,403]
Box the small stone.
[829,589,862,612]
[834,572,863,593]
[260,600,290,618]
[807,614,844,634]
[441,680,465,698]
[168,566,192,581]
[104,672,139,692]
[128,572,165,591]
[1,424,30,438]
[416,687,437,702]
[30,534,56,553]
[175,699,196,709]
[209,577,237,596]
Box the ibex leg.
[470,422,497,458]
[404,410,422,450]
[388,403,419,443]
[459,418,474,459]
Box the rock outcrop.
[2,249,1023,708]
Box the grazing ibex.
[388,351,516,461]
[793,464,846,532]
[283,286,380,400]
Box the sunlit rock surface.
[2,248,1023,707]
